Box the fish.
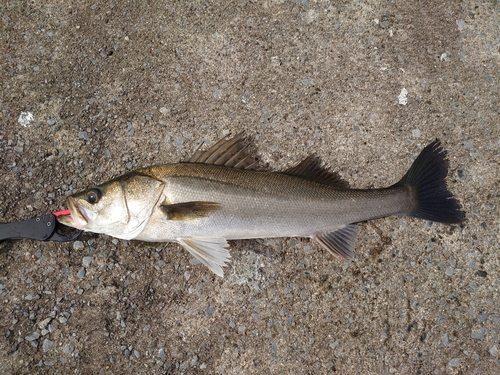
[58,133,465,276]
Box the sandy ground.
[1,1,499,374]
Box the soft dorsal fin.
[187,132,264,170]
[284,155,349,188]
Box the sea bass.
[58,133,465,276]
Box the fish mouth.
[57,197,91,229]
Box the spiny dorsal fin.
[187,132,265,170]
[284,155,349,188]
[161,201,221,221]
[314,224,359,259]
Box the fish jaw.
[57,197,95,230]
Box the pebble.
[77,268,86,279]
[271,342,278,354]
[64,341,75,354]
[471,330,485,340]
[490,345,498,355]
[133,350,140,358]
[206,306,215,316]
[448,358,460,367]
[38,317,52,330]
[82,256,93,267]
[412,129,421,138]
[158,348,166,358]
[26,332,40,342]
[73,241,85,250]
[42,339,53,352]
[465,141,474,150]
[442,333,449,346]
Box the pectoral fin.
[161,201,221,221]
[178,237,231,277]
[314,224,359,259]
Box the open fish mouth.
[57,197,93,229]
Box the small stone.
[73,241,84,250]
[398,87,408,105]
[26,332,40,342]
[448,358,460,367]
[465,141,473,150]
[38,317,51,330]
[206,306,215,316]
[133,350,140,358]
[82,256,93,267]
[158,348,166,358]
[471,330,485,340]
[77,268,86,279]
[64,341,75,354]
[59,316,67,324]
[271,342,278,354]
[490,345,498,355]
[412,129,421,138]
[18,112,34,128]
[445,267,454,276]
[42,339,53,352]
[214,90,221,98]
[442,333,448,346]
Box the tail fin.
[396,140,465,224]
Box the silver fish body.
[59,134,464,276]
[134,163,412,241]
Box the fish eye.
[86,188,102,204]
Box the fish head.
[57,172,164,239]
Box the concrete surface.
[1,1,499,374]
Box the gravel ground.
[1,1,499,374]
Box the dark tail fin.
[396,140,465,224]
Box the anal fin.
[161,201,221,221]
[178,237,231,277]
[314,224,359,259]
